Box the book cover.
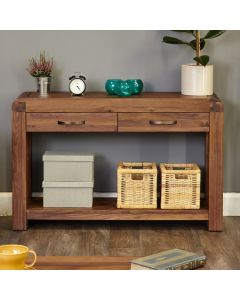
[131,248,207,270]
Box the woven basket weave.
[160,163,200,209]
[117,162,157,209]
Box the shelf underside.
[27,198,208,221]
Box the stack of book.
[131,249,207,270]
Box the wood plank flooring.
[0,217,239,269]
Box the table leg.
[12,111,31,230]
[208,111,224,231]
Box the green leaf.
[189,39,206,50]
[162,36,189,45]
[193,55,210,66]
[203,30,225,39]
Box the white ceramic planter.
[181,64,213,96]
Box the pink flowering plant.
[27,52,53,77]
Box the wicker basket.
[160,163,200,209]
[117,162,157,209]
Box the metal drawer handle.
[149,120,177,125]
[57,120,86,125]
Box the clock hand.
[76,86,81,90]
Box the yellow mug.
[0,244,37,270]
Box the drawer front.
[26,113,117,132]
[118,113,209,132]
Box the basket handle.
[175,174,188,180]
[131,174,143,180]
[149,120,177,126]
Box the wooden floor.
[0,217,239,269]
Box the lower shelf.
[27,198,208,221]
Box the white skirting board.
[223,193,240,216]
[0,192,240,217]
[0,193,12,216]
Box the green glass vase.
[105,79,143,96]
[105,79,121,95]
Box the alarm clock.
[69,74,86,96]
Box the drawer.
[26,113,117,132]
[118,113,209,132]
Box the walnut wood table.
[30,256,207,270]
[32,256,135,270]
[12,92,223,231]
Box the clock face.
[69,78,86,95]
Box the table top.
[12,92,223,113]
[29,255,207,270]
[32,256,135,270]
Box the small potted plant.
[163,30,225,96]
[27,51,53,97]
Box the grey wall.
[0,30,239,192]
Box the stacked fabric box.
[42,151,94,207]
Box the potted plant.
[162,30,225,96]
[27,52,53,97]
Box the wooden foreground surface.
[33,256,135,270]
[1,217,239,269]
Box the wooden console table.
[12,92,223,231]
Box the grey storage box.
[43,151,94,182]
[43,181,93,207]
